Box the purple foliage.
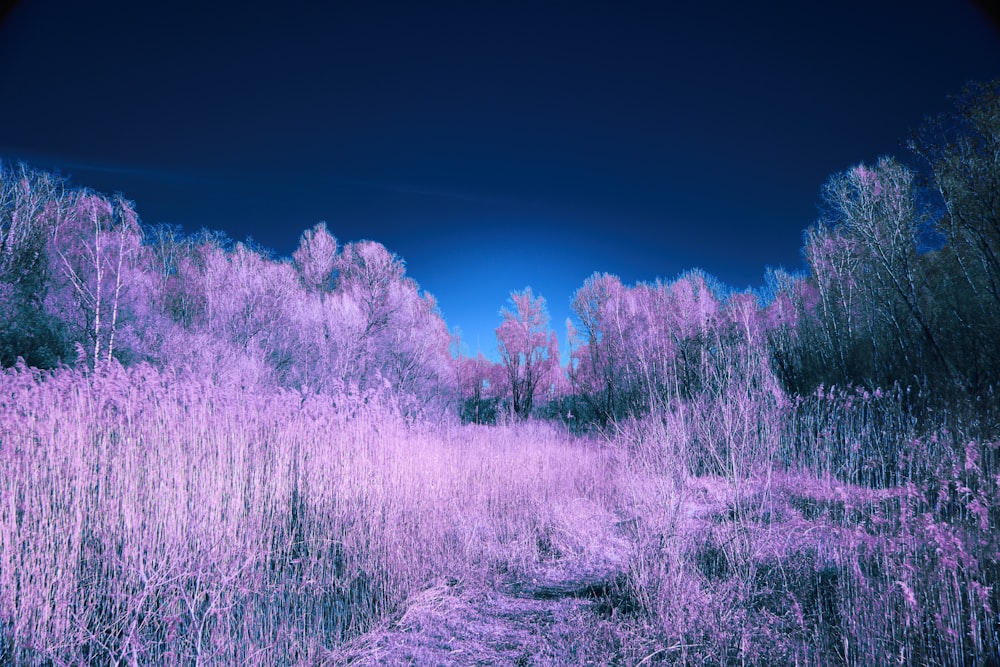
[495,288,560,419]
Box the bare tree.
[53,192,142,367]
[496,287,558,418]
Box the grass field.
[2,363,997,665]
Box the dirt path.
[328,521,653,666]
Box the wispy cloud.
[0,147,227,186]
[1,148,513,206]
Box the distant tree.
[383,288,455,412]
[570,273,628,422]
[911,80,1000,303]
[910,79,1000,389]
[496,288,558,419]
[819,158,958,386]
[335,241,404,343]
[0,163,70,367]
[0,163,63,293]
[802,221,869,384]
[272,223,349,389]
[660,270,720,399]
[456,351,499,423]
[46,191,144,367]
[144,223,189,278]
[759,268,819,394]
[292,222,338,293]
[568,270,722,423]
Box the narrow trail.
[329,516,650,666]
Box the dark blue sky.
[2,1,998,358]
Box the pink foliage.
[762,291,798,331]
[292,222,338,292]
[42,192,145,366]
[496,287,559,418]
[724,291,762,345]
[669,272,718,338]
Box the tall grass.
[3,361,997,665]
[0,363,617,665]
[615,382,1000,666]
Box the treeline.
[0,176,455,413]
[463,80,1000,426]
[1,81,998,424]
